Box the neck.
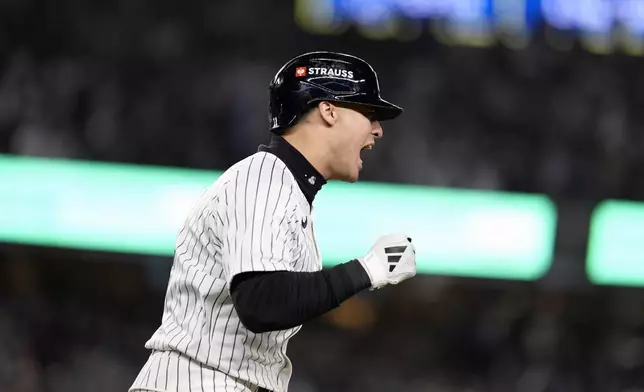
[282,128,332,180]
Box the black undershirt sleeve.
[230,260,371,333]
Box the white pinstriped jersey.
[130,151,322,392]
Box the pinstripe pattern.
[130,152,322,392]
[129,350,264,392]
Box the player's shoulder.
[211,151,296,196]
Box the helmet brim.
[360,97,403,121]
[319,95,404,122]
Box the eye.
[357,108,376,120]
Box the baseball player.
[129,51,417,392]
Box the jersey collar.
[258,135,326,206]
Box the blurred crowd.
[4,42,644,201]
[2,0,644,391]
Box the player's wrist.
[344,259,373,290]
[357,251,388,290]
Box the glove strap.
[358,251,388,290]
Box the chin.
[346,176,359,183]
[345,170,360,183]
[330,164,361,183]
[334,171,359,183]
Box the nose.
[372,121,383,139]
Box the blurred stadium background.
[3,0,644,391]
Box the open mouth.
[359,144,374,168]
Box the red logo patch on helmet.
[295,67,307,77]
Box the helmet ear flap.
[272,101,322,134]
[268,85,317,134]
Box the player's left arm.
[230,259,371,333]
[230,233,416,333]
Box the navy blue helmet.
[268,51,403,134]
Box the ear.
[317,101,338,127]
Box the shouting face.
[326,103,383,183]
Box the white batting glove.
[357,234,417,290]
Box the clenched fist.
[357,234,417,290]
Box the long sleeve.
[230,259,371,333]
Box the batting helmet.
[268,51,403,134]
